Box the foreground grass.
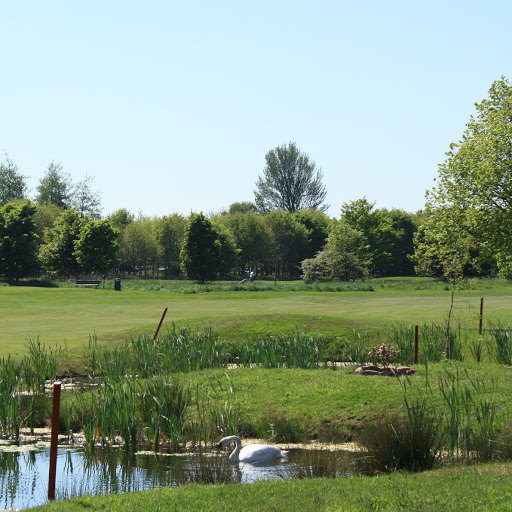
[30,462,512,512]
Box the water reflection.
[0,447,355,509]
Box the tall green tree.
[39,209,86,276]
[254,142,328,213]
[107,209,135,231]
[72,175,102,219]
[384,208,417,276]
[0,201,39,280]
[120,219,158,274]
[265,209,310,276]
[227,201,257,214]
[217,211,272,274]
[35,162,73,208]
[0,155,28,206]
[301,219,369,282]
[74,220,119,275]
[422,77,512,279]
[153,214,186,275]
[341,198,394,275]
[214,227,238,277]
[180,213,222,282]
[294,208,331,259]
[412,206,481,281]
[33,203,63,246]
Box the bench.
[75,280,101,288]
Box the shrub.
[356,398,442,472]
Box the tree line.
[0,193,419,282]
[1,77,511,283]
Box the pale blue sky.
[1,1,511,218]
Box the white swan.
[217,435,288,463]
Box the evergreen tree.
[35,162,73,208]
[180,213,222,282]
[39,209,86,276]
[0,155,28,206]
[0,201,39,280]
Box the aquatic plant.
[486,321,512,365]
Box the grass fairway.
[2,278,512,358]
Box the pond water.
[0,446,355,509]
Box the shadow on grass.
[1,279,59,288]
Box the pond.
[0,445,356,510]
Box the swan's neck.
[228,437,242,462]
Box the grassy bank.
[30,462,512,511]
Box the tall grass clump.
[0,356,21,440]
[437,366,502,461]
[469,338,485,362]
[90,324,230,379]
[486,321,512,365]
[357,395,442,472]
[337,331,371,364]
[26,338,61,392]
[381,322,463,365]
[192,373,241,446]
[73,376,193,451]
[237,332,328,369]
[0,340,64,439]
[141,377,191,451]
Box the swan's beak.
[216,442,223,449]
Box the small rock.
[355,364,416,376]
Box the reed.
[486,321,512,365]
[437,367,473,457]
[469,338,485,362]
[356,398,442,472]
[148,377,190,451]
[237,332,328,369]
[0,356,21,440]
[26,338,61,392]
[378,322,464,365]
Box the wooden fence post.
[479,297,484,335]
[414,325,419,364]
[48,381,61,501]
[153,307,168,341]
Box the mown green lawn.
[2,278,511,359]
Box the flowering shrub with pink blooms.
[368,344,400,367]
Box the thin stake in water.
[48,381,61,501]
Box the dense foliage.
[415,77,512,280]
[0,200,39,280]
[180,213,223,282]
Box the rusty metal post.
[48,381,61,501]
[414,325,419,364]
[479,297,484,335]
[153,307,168,341]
